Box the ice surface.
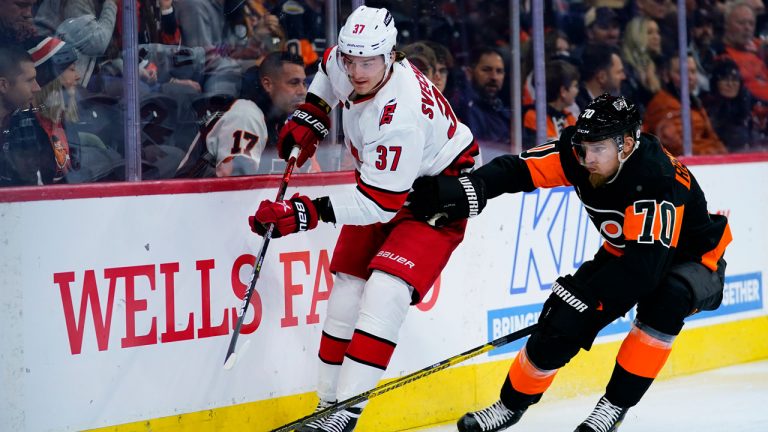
[411,359,768,431]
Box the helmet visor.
[336,52,386,75]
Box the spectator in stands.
[234,0,286,67]
[702,58,754,151]
[29,37,81,183]
[175,0,247,97]
[0,46,41,186]
[719,1,768,102]
[1,40,88,186]
[621,17,662,111]
[575,44,626,110]
[583,6,622,48]
[57,0,119,89]
[253,50,309,172]
[521,30,573,107]
[522,59,579,149]
[451,46,510,147]
[175,51,307,177]
[0,0,36,44]
[402,42,438,82]
[643,52,728,155]
[272,0,324,67]
[636,0,680,57]
[689,8,719,93]
[423,40,454,94]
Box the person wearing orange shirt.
[522,60,579,149]
[643,53,727,155]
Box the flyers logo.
[379,100,397,127]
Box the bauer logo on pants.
[376,251,416,269]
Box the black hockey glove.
[407,174,487,227]
[539,275,599,349]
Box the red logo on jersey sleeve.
[379,100,398,127]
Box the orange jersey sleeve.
[520,143,572,188]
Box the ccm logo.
[376,251,415,269]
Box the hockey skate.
[573,396,628,432]
[296,399,336,432]
[316,407,362,432]
[456,400,527,432]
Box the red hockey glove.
[248,193,319,238]
[277,102,330,168]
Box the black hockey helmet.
[572,93,641,145]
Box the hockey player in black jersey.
[408,94,732,432]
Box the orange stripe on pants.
[508,347,559,395]
[616,325,674,379]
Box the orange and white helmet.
[337,6,398,69]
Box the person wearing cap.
[689,8,718,93]
[702,58,754,151]
[583,6,621,48]
[248,5,478,431]
[29,36,82,183]
[1,37,83,186]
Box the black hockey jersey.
[474,127,732,305]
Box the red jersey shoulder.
[379,98,398,128]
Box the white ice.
[410,359,768,431]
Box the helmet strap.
[607,133,638,184]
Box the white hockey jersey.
[310,47,477,225]
[176,99,268,178]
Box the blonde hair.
[622,17,661,92]
[34,76,79,124]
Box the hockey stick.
[223,146,301,370]
[270,323,538,431]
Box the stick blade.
[223,339,251,371]
[223,352,237,370]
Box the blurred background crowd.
[1,0,767,187]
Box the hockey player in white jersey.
[175,97,269,177]
[175,51,308,177]
[248,6,480,432]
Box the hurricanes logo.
[379,100,397,127]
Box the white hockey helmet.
[337,6,398,69]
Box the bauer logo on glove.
[277,101,331,167]
[249,193,319,238]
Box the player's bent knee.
[525,329,582,371]
[637,279,692,335]
[324,272,366,337]
[355,270,413,343]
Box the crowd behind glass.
[1,0,766,187]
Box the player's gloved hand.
[248,193,318,238]
[277,101,330,167]
[538,275,600,348]
[407,174,487,227]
